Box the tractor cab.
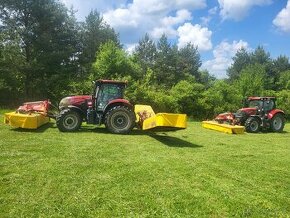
[92,80,126,111]
[244,97,276,113]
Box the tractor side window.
[96,84,123,110]
[264,100,274,112]
[248,100,262,108]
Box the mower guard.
[135,105,187,130]
[4,100,50,129]
[4,112,49,129]
[202,120,244,134]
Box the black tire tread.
[245,116,261,133]
[270,113,285,132]
[56,109,82,132]
[105,105,135,134]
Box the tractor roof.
[247,96,276,101]
[95,79,127,85]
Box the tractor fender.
[66,105,86,119]
[267,109,285,119]
[103,99,133,114]
[102,99,134,122]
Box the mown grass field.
[1,110,290,217]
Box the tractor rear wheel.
[245,117,261,133]
[56,109,82,132]
[105,106,135,134]
[270,113,285,132]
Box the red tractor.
[56,80,135,134]
[214,97,286,133]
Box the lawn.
[1,110,290,217]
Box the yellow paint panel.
[156,113,187,129]
[202,121,244,134]
[142,113,187,130]
[134,105,187,130]
[4,112,49,129]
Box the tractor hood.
[59,95,91,109]
[238,107,257,115]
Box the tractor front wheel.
[56,109,82,132]
[270,113,285,132]
[245,117,261,133]
[105,106,135,134]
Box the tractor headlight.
[59,97,71,110]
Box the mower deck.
[4,112,50,129]
[135,105,187,130]
[202,120,245,134]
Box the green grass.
[1,110,290,217]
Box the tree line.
[1,0,289,119]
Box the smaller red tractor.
[214,97,286,133]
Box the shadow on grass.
[148,134,202,148]
[88,127,201,148]
[10,122,54,133]
[9,123,200,148]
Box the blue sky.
[61,0,290,78]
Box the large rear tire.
[245,117,261,133]
[270,113,285,132]
[105,106,135,134]
[56,109,82,132]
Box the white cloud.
[177,23,212,51]
[125,43,138,54]
[61,0,127,21]
[202,40,250,78]
[218,0,272,21]
[103,0,206,43]
[150,9,192,38]
[273,0,290,33]
[200,6,218,26]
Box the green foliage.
[199,80,242,118]
[170,80,204,115]
[227,47,251,81]
[79,10,119,74]
[0,1,289,120]
[134,33,157,73]
[277,70,290,90]
[235,64,266,97]
[91,41,140,80]
[0,0,79,102]
[276,90,290,119]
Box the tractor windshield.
[248,100,263,108]
[247,99,275,111]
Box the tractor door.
[96,84,123,111]
[263,99,275,113]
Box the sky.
[61,0,290,78]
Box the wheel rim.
[272,116,282,130]
[111,112,129,130]
[250,120,259,132]
[63,115,78,130]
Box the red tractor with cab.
[56,80,135,134]
[214,97,286,133]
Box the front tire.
[270,113,285,132]
[56,109,82,132]
[245,117,261,133]
[105,106,135,134]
